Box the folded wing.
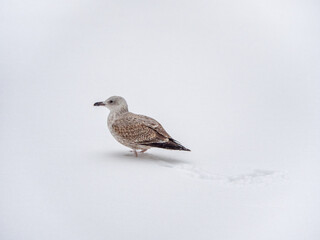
[112,113,190,151]
[112,113,170,144]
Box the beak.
[94,102,105,106]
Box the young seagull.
[94,96,190,157]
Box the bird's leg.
[133,150,138,157]
[140,149,148,153]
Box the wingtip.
[169,138,191,152]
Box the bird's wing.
[135,114,171,138]
[111,113,171,144]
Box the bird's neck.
[108,107,128,123]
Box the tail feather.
[141,138,190,151]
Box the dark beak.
[94,102,105,106]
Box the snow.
[1,0,320,239]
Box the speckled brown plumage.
[112,113,170,144]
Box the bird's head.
[94,96,128,112]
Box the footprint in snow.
[156,160,284,185]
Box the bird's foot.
[130,149,147,157]
[133,150,138,157]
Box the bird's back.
[109,112,190,151]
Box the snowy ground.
[1,1,320,239]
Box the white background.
[1,0,320,239]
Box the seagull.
[94,96,190,157]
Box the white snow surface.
[1,1,320,239]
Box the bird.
[94,96,190,157]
